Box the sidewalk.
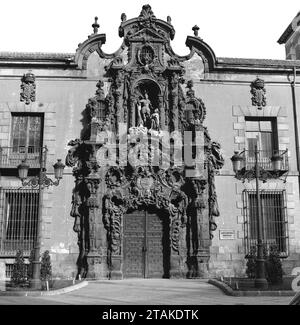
[0,279,292,305]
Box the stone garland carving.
[250,77,266,109]
[20,72,36,105]
[103,191,126,258]
[178,84,186,131]
[204,129,225,239]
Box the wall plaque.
[219,230,235,240]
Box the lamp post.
[231,144,284,290]
[17,146,65,289]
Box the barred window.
[0,188,39,255]
[243,190,288,257]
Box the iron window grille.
[5,263,29,280]
[0,188,39,256]
[242,189,289,257]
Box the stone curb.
[208,279,295,297]
[0,280,88,297]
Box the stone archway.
[102,166,188,280]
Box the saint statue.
[137,91,151,127]
[150,108,160,131]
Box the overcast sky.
[0,0,298,59]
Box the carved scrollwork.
[138,4,157,29]
[105,166,126,188]
[206,138,225,239]
[103,191,126,257]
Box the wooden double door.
[123,210,169,278]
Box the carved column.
[113,70,123,134]
[103,194,124,280]
[169,216,184,278]
[158,95,165,131]
[85,175,102,279]
[168,189,187,279]
[187,178,210,278]
[170,72,179,132]
[129,97,136,128]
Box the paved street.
[0,279,292,305]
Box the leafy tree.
[11,249,27,287]
[40,250,52,282]
[265,245,283,284]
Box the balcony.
[0,146,43,169]
[231,149,289,182]
[241,150,289,172]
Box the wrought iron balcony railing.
[0,146,43,169]
[239,150,289,172]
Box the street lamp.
[17,146,65,289]
[231,144,269,289]
[231,144,288,289]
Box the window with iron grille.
[5,263,29,279]
[242,190,288,257]
[0,188,39,255]
[11,113,43,155]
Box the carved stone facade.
[65,5,224,279]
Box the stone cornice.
[0,51,299,74]
[0,51,76,68]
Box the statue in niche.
[150,108,160,131]
[137,91,152,127]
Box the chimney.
[278,11,300,60]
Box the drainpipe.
[291,67,300,197]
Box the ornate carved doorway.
[123,209,170,278]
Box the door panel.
[123,210,166,278]
[123,211,145,278]
[146,213,164,278]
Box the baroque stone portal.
[66,4,224,279]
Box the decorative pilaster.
[158,95,165,130]
[170,71,179,131]
[85,175,102,279]
[186,178,210,278]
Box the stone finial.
[92,17,100,34]
[167,16,172,24]
[121,13,127,22]
[192,25,200,37]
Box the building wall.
[0,49,300,279]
